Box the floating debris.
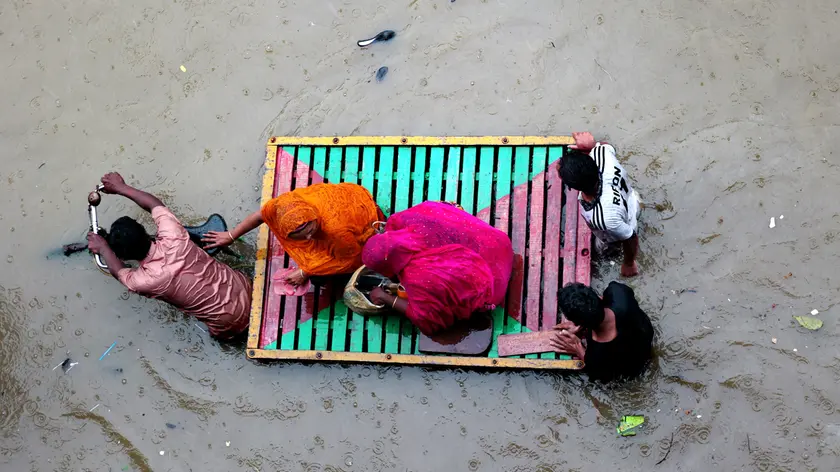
[357,30,396,47]
[166,423,176,429]
[811,309,819,316]
[617,415,644,436]
[89,404,100,412]
[179,65,187,72]
[99,341,117,360]
[375,66,389,82]
[794,315,823,331]
[769,217,776,228]
[771,337,777,344]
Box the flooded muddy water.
[2,0,840,470]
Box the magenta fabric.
[362,201,514,335]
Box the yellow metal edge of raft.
[246,144,278,350]
[249,137,583,370]
[267,135,575,146]
[247,349,584,370]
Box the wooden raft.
[246,137,591,370]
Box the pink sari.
[362,202,514,335]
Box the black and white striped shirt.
[578,143,639,243]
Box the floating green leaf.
[617,415,645,436]
[794,315,823,331]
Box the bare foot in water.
[620,262,639,277]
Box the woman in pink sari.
[363,201,514,335]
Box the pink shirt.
[117,207,251,339]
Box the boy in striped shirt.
[558,132,640,277]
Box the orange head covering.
[263,196,319,237]
[260,183,381,276]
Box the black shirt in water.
[584,282,653,382]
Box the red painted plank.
[575,208,592,285]
[279,158,313,338]
[525,171,545,332]
[260,148,294,348]
[561,189,579,291]
[498,331,556,357]
[507,192,527,322]
[542,166,562,329]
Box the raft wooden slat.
[504,147,529,348]
[540,146,564,359]
[344,148,365,353]
[248,137,589,370]
[259,147,293,349]
[488,147,512,358]
[562,188,580,289]
[326,148,348,352]
[394,147,413,354]
[476,148,494,224]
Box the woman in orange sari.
[203,183,382,287]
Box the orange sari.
[261,183,380,276]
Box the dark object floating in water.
[376,66,388,82]
[357,30,395,47]
[166,423,177,429]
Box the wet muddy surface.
[3,0,840,470]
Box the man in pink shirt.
[86,173,251,339]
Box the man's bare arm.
[100,172,164,213]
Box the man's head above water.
[107,216,152,261]
[558,150,600,196]
[559,282,604,330]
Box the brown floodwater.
[2,0,840,470]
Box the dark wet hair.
[559,283,604,330]
[558,150,600,195]
[108,216,151,261]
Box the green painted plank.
[297,316,313,351]
[383,147,409,354]
[326,150,346,351]
[343,147,365,353]
[428,147,444,201]
[295,146,313,166]
[360,147,376,196]
[488,148,512,358]
[313,147,327,181]
[326,147,342,183]
[298,147,328,351]
[512,146,530,187]
[412,147,427,206]
[331,300,349,352]
[411,147,427,354]
[460,147,476,215]
[394,148,413,354]
[496,147,513,199]
[344,147,360,183]
[444,147,461,202]
[367,146,394,353]
[477,147,494,219]
[360,147,381,352]
[394,147,411,212]
[313,306,330,351]
[376,147,394,213]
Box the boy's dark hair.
[559,283,604,330]
[558,150,600,195]
[108,216,152,261]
